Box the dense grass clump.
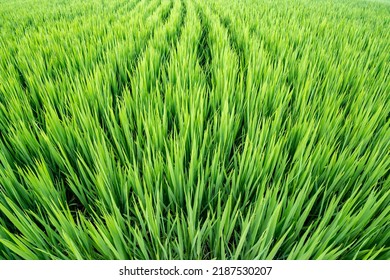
[0,0,389,259]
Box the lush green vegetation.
[0,0,389,260]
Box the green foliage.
[0,0,389,259]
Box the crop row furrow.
[194,3,212,92]
[109,0,171,104]
[207,2,247,92]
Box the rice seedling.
[0,0,389,260]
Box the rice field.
[0,0,389,260]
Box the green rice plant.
[0,0,389,260]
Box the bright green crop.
[0,0,389,260]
